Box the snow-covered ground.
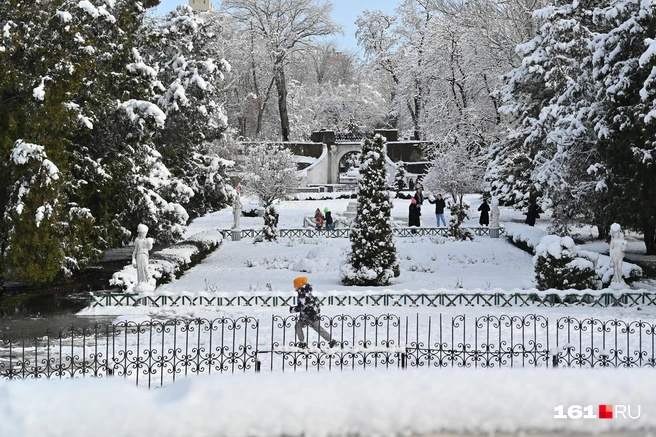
[3,368,656,437]
[91,193,655,307]
[5,193,656,436]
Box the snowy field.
[5,193,656,436]
[3,368,656,437]
[91,193,655,305]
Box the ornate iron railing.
[88,291,656,309]
[217,227,503,239]
[2,314,654,387]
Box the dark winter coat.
[290,283,320,323]
[408,179,415,190]
[478,201,490,226]
[409,202,421,227]
[325,211,333,225]
[413,191,424,206]
[428,197,446,214]
[525,203,539,226]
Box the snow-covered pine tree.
[486,0,613,237]
[592,0,656,254]
[341,135,400,286]
[447,201,474,241]
[0,0,215,284]
[262,206,278,242]
[146,6,233,221]
[485,11,560,208]
[526,0,611,237]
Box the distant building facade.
[189,0,214,12]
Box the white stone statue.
[609,222,628,285]
[233,195,242,229]
[490,196,500,228]
[132,224,154,292]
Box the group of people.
[314,207,334,230]
[407,187,497,228]
[408,187,450,227]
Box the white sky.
[154,0,400,52]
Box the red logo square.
[599,404,613,419]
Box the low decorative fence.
[216,227,504,239]
[87,291,656,309]
[2,313,654,388]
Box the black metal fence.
[2,314,654,387]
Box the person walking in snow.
[428,193,448,227]
[478,198,490,226]
[290,277,338,349]
[314,208,325,230]
[324,207,334,230]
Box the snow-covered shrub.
[533,235,599,290]
[447,202,473,241]
[262,205,278,242]
[504,224,547,254]
[243,201,264,217]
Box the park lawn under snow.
[154,194,536,294]
[119,193,654,297]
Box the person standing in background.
[478,199,490,226]
[428,193,448,227]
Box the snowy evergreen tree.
[0,1,233,284]
[262,206,279,242]
[486,0,613,237]
[447,201,474,241]
[592,0,656,253]
[146,5,233,221]
[341,135,400,286]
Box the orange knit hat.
[293,276,308,290]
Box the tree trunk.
[644,227,656,255]
[596,222,609,241]
[274,66,290,142]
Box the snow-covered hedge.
[505,224,642,288]
[533,236,598,290]
[110,230,223,293]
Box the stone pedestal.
[343,201,358,220]
[490,227,500,238]
[231,229,242,241]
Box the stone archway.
[333,148,362,184]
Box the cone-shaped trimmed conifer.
[341,135,399,286]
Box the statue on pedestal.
[609,222,628,285]
[490,197,500,228]
[132,224,154,292]
[233,195,242,229]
